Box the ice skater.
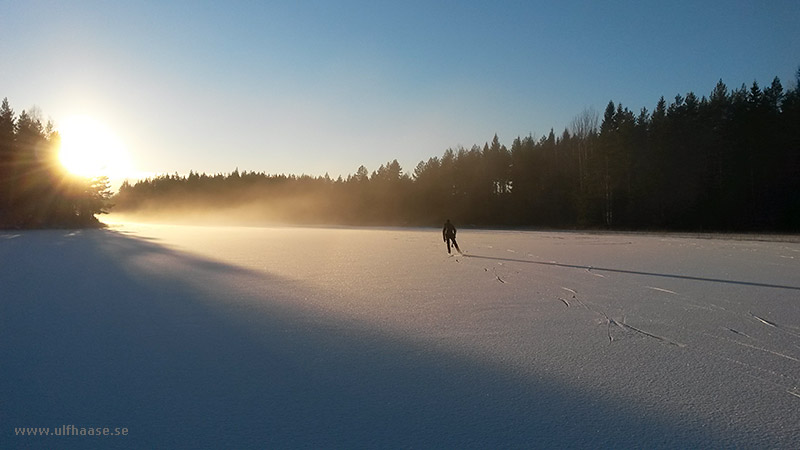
[442,219,461,254]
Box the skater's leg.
[453,239,460,252]
[446,238,451,254]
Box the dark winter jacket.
[443,221,457,239]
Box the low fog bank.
[111,173,800,236]
[109,197,338,227]
[107,205,800,246]
[112,179,422,227]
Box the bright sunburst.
[58,115,132,179]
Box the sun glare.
[58,115,132,179]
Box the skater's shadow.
[462,254,800,291]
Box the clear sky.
[2,0,799,183]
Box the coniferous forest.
[115,74,800,231]
[0,98,112,229]
[4,72,799,231]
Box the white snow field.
[2,221,799,449]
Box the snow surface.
[2,221,799,449]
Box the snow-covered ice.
[2,221,799,448]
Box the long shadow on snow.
[463,253,800,291]
[1,229,759,449]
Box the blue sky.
[2,0,799,182]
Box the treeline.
[0,98,112,229]
[115,73,800,231]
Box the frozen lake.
[2,222,799,448]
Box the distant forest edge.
[3,71,799,231]
[116,72,800,231]
[0,98,112,229]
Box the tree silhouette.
[0,98,112,229]
[106,68,800,232]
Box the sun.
[58,115,132,179]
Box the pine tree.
[0,98,16,224]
